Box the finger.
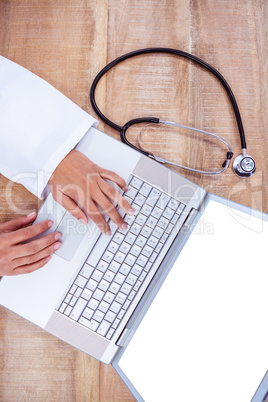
[12,256,52,276]
[7,219,53,245]
[92,188,128,229]
[13,231,62,259]
[98,180,135,216]
[12,239,61,268]
[0,212,37,234]
[98,168,128,192]
[54,191,88,224]
[85,200,111,235]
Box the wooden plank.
[188,0,268,211]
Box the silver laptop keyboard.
[58,175,185,340]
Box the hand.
[0,212,62,276]
[48,150,135,235]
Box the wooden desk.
[0,1,267,400]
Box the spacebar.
[69,298,87,320]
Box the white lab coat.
[0,56,98,199]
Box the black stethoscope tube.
[90,47,247,150]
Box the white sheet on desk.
[118,200,268,402]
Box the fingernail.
[106,229,112,236]
[27,212,36,218]
[54,242,61,250]
[54,232,61,241]
[128,207,135,215]
[79,218,87,225]
[121,222,128,230]
[123,186,129,192]
[47,220,53,228]
[46,256,52,263]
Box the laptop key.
[97,260,109,272]
[105,310,116,323]
[107,241,119,254]
[113,232,124,244]
[110,301,121,314]
[81,288,93,300]
[91,269,103,282]
[69,298,87,320]
[109,282,120,294]
[136,254,148,267]
[126,273,137,286]
[87,279,98,292]
[88,320,99,331]
[74,287,83,298]
[114,251,126,264]
[108,261,120,273]
[75,275,87,288]
[104,291,115,304]
[98,279,110,292]
[64,305,72,316]
[112,318,120,329]
[119,263,131,276]
[98,300,110,313]
[69,296,77,307]
[83,307,94,320]
[114,272,125,285]
[126,186,138,199]
[104,270,115,282]
[134,194,146,207]
[124,232,136,245]
[130,176,143,190]
[93,289,104,301]
[80,264,94,279]
[88,298,99,311]
[140,182,152,197]
[97,320,111,336]
[119,241,131,254]
[121,282,132,295]
[78,316,92,329]
[93,310,105,322]
[106,328,115,339]
[102,250,114,263]
[59,303,67,313]
[124,254,136,266]
[177,203,185,215]
[115,292,127,304]
[168,198,179,210]
[156,193,170,209]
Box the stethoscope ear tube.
[136,119,234,175]
[120,117,160,156]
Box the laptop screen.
[117,198,268,402]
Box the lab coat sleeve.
[0,56,98,199]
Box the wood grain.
[0,1,267,400]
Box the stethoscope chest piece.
[233,151,256,177]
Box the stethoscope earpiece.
[233,150,256,177]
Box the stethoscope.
[90,47,256,178]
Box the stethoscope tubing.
[90,47,247,150]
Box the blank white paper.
[118,200,268,402]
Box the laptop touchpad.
[55,212,89,261]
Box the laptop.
[0,126,267,401]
